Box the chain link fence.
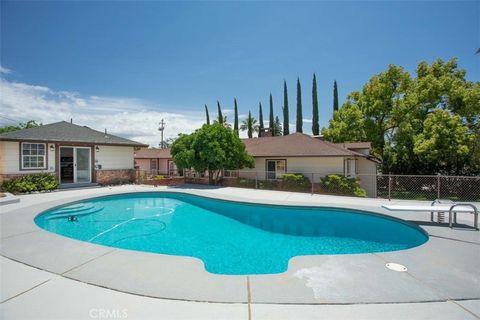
[375,174,480,201]
[137,169,480,202]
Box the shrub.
[99,178,132,186]
[280,173,310,188]
[320,174,367,197]
[154,175,165,180]
[1,173,59,194]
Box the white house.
[0,121,147,185]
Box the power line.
[0,114,22,124]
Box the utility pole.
[158,119,166,149]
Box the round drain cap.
[386,263,407,272]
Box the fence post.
[437,174,441,199]
[255,172,258,189]
[388,174,392,201]
[311,173,314,194]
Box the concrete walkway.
[1,185,479,319]
[1,255,479,320]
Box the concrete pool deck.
[1,184,479,319]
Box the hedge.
[1,173,59,194]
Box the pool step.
[55,204,89,211]
[46,206,104,220]
[53,204,97,214]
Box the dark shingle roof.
[242,133,365,157]
[0,121,147,147]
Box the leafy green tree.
[258,102,264,132]
[333,80,339,112]
[323,58,480,175]
[273,116,283,136]
[0,120,42,134]
[312,73,319,135]
[204,105,210,125]
[240,111,259,138]
[234,98,239,136]
[322,102,367,142]
[269,93,274,132]
[414,109,473,174]
[283,80,289,135]
[296,77,303,133]
[171,124,254,185]
[169,133,195,172]
[217,101,223,124]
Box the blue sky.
[1,1,479,145]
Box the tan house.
[0,121,147,185]
[134,133,378,196]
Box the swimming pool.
[35,192,428,275]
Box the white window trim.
[21,142,47,170]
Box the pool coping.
[1,185,479,304]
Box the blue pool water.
[35,192,428,275]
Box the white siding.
[0,141,55,174]
[240,157,345,182]
[95,146,134,170]
[357,157,378,197]
[238,155,378,197]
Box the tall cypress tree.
[217,100,223,124]
[296,77,303,133]
[283,80,289,135]
[274,116,283,136]
[269,93,274,133]
[333,80,339,112]
[312,73,319,135]
[258,102,264,132]
[234,98,239,135]
[205,104,210,125]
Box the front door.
[60,147,91,184]
[168,160,177,176]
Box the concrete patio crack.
[430,234,480,246]
[0,279,51,304]
[61,249,117,275]
[449,300,480,319]
[1,229,41,240]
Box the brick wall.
[140,177,185,186]
[95,169,136,185]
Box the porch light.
[49,145,55,152]
[95,146,100,152]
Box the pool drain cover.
[386,263,407,272]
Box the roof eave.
[0,137,148,147]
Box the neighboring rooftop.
[335,142,372,150]
[242,133,365,157]
[135,148,172,158]
[0,121,147,147]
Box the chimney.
[259,128,273,138]
[104,128,108,138]
[70,118,73,124]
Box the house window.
[344,159,357,177]
[21,143,46,169]
[266,159,286,180]
[150,159,157,171]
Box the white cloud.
[0,78,206,147]
[0,66,12,74]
